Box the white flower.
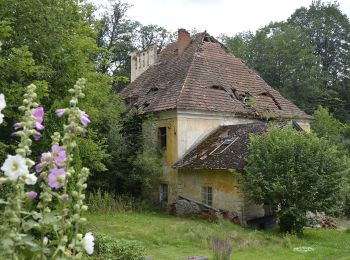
[1,154,29,180]
[0,94,5,110]
[24,173,37,185]
[83,232,94,255]
[0,112,3,125]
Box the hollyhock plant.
[62,194,69,202]
[83,232,95,255]
[0,93,5,125]
[48,168,66,189]
[35,152,51,172]
[1,154,29,180]
[80,111,90,126]
[13,122,21,130]
[0,79,93,258]
[55,108,65,117]
[24,173,37,185]
[33,133,42,141]
[51,145,66,166]
[0,93,5,110]
[32,106,44,131]
[27,191,38,199]
[43,236,49,246]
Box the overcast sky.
[89,0,350,37]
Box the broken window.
[160,183,168,202]
[158,127,167,149]
[201,186,213,206]
[209,137,238,155]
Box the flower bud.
[43,236,49,245]
[0,177,8,184]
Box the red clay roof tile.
[120,32,311,119]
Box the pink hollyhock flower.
[51,145,66,166]
[33,133,42,141]
[35,152,51,173]
[55,109,65,117]
[35,163,43,173]
[48,168,66,189]
[32,107,44,131]
[27,191,38,199]
[62,194,69,202]
[80,111,90,126]
[13,123,21,130]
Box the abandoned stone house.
[120,29,311,224]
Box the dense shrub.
[242,126,349,234]
[93,234,146,260]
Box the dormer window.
[210,85,226,91]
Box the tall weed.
[86,190,158,214]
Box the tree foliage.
[0,0,124,186]
[242,127,349,233]
[95,0,173,91]
[225,1,350,121]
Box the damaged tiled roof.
[120,31,311,119]
[172,123,269,170]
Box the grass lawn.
[86,212,350,260]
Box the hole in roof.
[203,35,217,43]
[125,96,138,106]
[143,101,150,108]
[233,89,251,102]
[209,137,239,155]
[209,85,227,91]
[258,92,282,110]
[147,87,159,94]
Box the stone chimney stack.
[178,28,191,54]
[130,44,158,82]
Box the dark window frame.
[160,183,168,202]
[158,127,167,149]
[201,186,213,206]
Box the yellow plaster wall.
[177,113,256,158]
[178,169,244,213]
[156,117,180,203]
[178,169,265,223]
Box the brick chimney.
[178,28,191,54]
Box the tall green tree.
[95,0,138,91]
[288,0,350,88]
[288,1,350,121]
[0,0,124,178]
[225,1,350,121]
[95,0,173,92]
[226,23,323,113]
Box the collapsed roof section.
[172,123,269,170]
[120,29,311,120]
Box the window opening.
[158,127,167,149]
[160,184,168,202]
[209,137,239,155]
[201,186,213,206]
